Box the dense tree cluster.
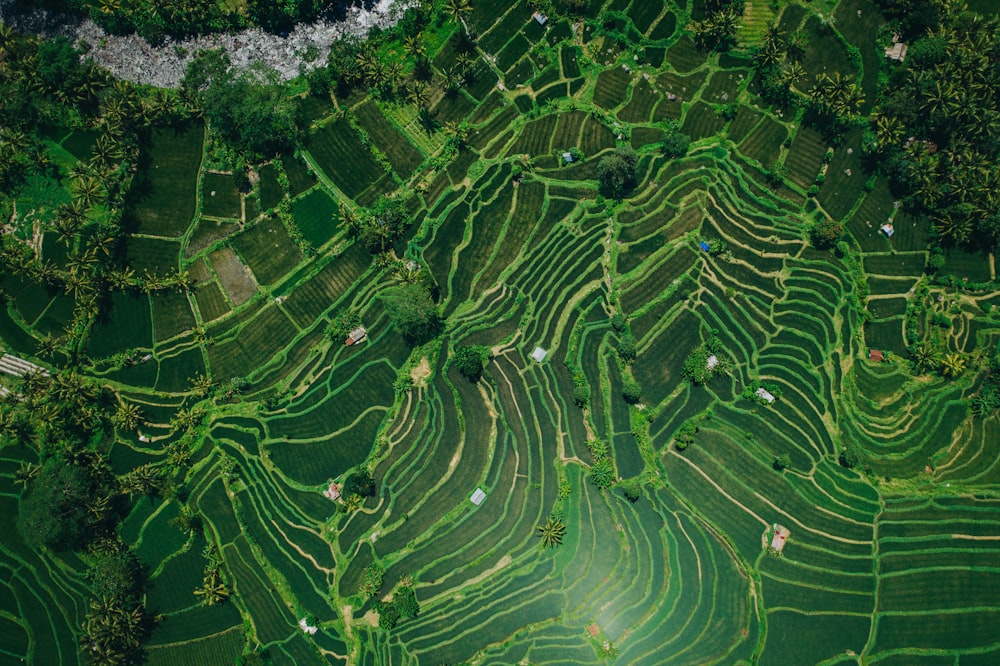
[870,6,1000,245]
[182,50,302,157]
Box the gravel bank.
[0,0,412,88]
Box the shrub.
[453,345,491,381]
[620,477,642,502]
[618,333,637,363]
[839,445,862,469]
[597,147,638,199]
[621,377,642,404]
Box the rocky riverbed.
[0,0,412,88]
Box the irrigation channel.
[2,0,1000,664]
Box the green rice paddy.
[3,1,1000,664]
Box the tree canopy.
[597,147,638,199]
[380,283,441,343]
[183,51,302,157]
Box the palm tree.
[36,332,62,358]
[444,0,473,36]
[537,516,566,549]
[940,352,966,377]
[403,35,426,61]
[910,342,938,372]
[73,175,104,209]
[111,401,143,431]
[933,213,972,243]
[406,82,430,110]
[188,372,215,397]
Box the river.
[0,0,410,88]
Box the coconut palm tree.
[444,0,473,36]
[537,516,566,548]
[111,401,143,431]
[933,212,972,243]
[403,35,426,61]
[910,342,938,372]
[941,352,966,377]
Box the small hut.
[531,347,548,362]
[470,488,487,506]
[345,326,367,346]
[756,387,776,404]
[323,482,341,501]
[770,524,790,552]
[868,349,885,363]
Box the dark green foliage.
[622,377,642,404]
[673,420,699,451]
[661,121,691,158]
[380,283,441,343]
[839,445,863,469]
[453,345,491,381]
[394,585,420,620]
[682,336,725,384]
[572,369,591,408]
[610,313,628,332]
[597,147,639,199]
[809,218,845,249]
[587,439,616,489]
[620,477,642,502]
[773,454,792,471]
[342,196,410,255]
[927,247,946,272]
[871,6,1000,246]
[344,469,376,499]
[359,563,385,597]
[17,457,99,550]
[325,309,362,342]
[377,599,401,629]
[618,333,637,363]
[87,539,142,606]
[183,51,301,157]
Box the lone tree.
[380,283,441,343]
[597,147,638,199]
[537,516,566,549]
[452,345,491,382]
[809,218,845,249]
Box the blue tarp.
[699,241,711,252]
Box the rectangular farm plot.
[257,164,284,211]
[88,292,153,358]
[151,290,196,343]
[185,219,239,258]
[207,306,298,380]
[682,101,727,141]
[194,280,230,322]
[126,236,180,275]
[127,121,203,237]
[785,126,827,187]
[593,67,631,109]
[201,172,242,219]
[292,189,339,248]
[209,247,257,306]
[281,156,316,196]
[306,118,383,199]
[353,101,424,179]
[232,217,304,286]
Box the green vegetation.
[3,1,1000,664]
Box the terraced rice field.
[3,1,1000,664]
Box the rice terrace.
[1,0,1000,663]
